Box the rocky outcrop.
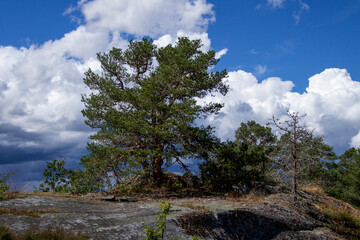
[170,194,338,239]
[0,192,344,240]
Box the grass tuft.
[23,192,80,198]
[180,202,211,212]
[300,184,326,195]
[317,198,360,239]
[0,208,41,218]
[0,225,89,240]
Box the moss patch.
[0,208,60,218]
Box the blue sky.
[208,0,360,92]
[0,0,360,188]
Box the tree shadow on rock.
[175,209,301,240]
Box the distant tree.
[324,147,360,207]
[268,112,334,199]
[235,120,277,180]
[200,140,248,191]
[81,37,228,186]
[200,121,277,191]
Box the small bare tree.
[268,112,331,200]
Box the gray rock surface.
[0,193,343,240]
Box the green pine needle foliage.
[81,37,228,186]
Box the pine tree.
[81,37,228,185]
[235,120,277,180]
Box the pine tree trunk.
[154,156,163,186]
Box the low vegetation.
[179,202,210,212]
[143,201,200,240]
[0,225,89,240]
[317,197,360,239]
[0,208,41,218]
[143,201,173,240]
[0,170,18,201]
[0,207,60,218]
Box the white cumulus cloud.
[79,0,214,37]
[351,131,360,148]
[203,68,360,153]
[200,70,293,140]
[215,48,228,59]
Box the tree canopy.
[324,147,360,207]
[81,37,228,185]
[200,121,276,191]
[235,120,277,179]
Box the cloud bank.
[203,68,360,152]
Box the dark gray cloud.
[9,102,28,116]
[0,137,89,190]
[0,123,42,144]
[0,144,52,165]
[0,122,90,189]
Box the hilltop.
[0,185,359,240]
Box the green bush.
[143,201,184,240]
[38,155,70,193]
[38,154,104,194]
[0,170,16,201]
[142,201,202,240]
[67,169,104,194]
[143,201,172,240]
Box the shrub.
[0,170,17,201]
[200,121,278,192]
[143,201,184,240]
[142,201,201,240]
[38,154,104,194]
[67,169,104,194]
[38,155,70,193]
[143,201,172,240]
